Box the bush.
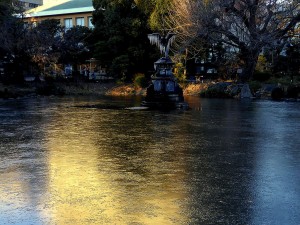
[271,87,284,100]
[133,73,148,88]
[44,75,55,83]
[200,82,232,98]
[200,87,231,98]
[267,76,293,85]
[287,85,300,98]
[249,80,262,93]
[174,63,186,83]
[253,71,272,81]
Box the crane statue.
[148,32,176,58]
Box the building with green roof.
[25,0,94,29]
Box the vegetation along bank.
[0,0,299,101]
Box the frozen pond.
[0,96,299,224]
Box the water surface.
[0,96,299,225]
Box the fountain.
[141,33,189,109]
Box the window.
[76,17,85,26]
[64,18,73,29]
[29,3,38,8]
[88,17,94,29]
[16,1,25,7]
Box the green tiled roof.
[25,0,94,17]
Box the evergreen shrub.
[249,80,262,93]
[253,71,272,81]
[133,73,148,88]
[200,87,231,98]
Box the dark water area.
[0,96,299,225]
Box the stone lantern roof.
[154,57,174,66]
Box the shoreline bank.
[1,81,299,101]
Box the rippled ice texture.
[0,96,299,225]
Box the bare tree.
[168,0,300,81]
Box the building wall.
[25,12,94,29]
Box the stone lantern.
[141,33,189,109]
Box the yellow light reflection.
[0,170,30,209]
[44,109,189,224]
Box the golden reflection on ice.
[0,170,30,210]
[44,108,189,224]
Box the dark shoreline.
[1,81,299,101]
[0,81,117,99]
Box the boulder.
[258,84,279,99]
[226,84,242,97]
[207,82,232,92]
[240,83,253,98]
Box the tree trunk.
[239,49,260,83]
[238,48,261,98]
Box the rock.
[262,83,277,93]
[226,84,243,97]
[208,82,232,92]
[254,91,261,98]
[240,84,253,98]
[257,84,279,99]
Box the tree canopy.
[0,4,92,83]
[2,0,299,84]
[0,0,31,83]
[151,0,172,31]
[92,0,157,80]
[169,0,300,81]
